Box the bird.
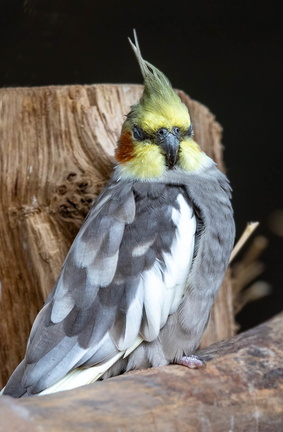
[2,31,235,398]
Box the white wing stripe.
[142,193,196,338]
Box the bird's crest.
[128,30,190,132]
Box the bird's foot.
[175,355,206,369]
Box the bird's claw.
[175,355,206,369]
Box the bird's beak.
[156,128,180,169]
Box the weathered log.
[0,84,234,388]
[1,313,282,431]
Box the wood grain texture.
[0,84,233,388]
[1,313,282,432]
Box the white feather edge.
[37,336,143,396]
[0,337,143,396]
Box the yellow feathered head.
[116,31,209,180]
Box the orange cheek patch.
[116,130,135,163]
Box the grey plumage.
[3,162,235,397]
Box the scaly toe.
[175,355,206,369]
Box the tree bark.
[0,84,234,388]
[1,313,282,431]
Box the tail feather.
[38,336,143,396]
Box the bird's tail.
[38,336,143,396]
[0,336,143,396]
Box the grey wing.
[7,180,191,396]
[154,167,235,362]
[16,180,136,395]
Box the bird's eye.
[186,125,193,137]
[133,125,146,141]
[172,126,181,137]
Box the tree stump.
[0,84,234,389]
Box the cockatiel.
[3,32,235,398]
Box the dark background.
[0,0,282,330]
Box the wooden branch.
[0,84,233,388]
[1,313,282,431]
[229,221,259,263]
